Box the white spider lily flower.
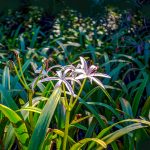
[38,69,81,96]
[75,57,111,88]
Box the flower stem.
[62,109,70,150]
[71,78,86,108]
[69,80,75,106]
[28,89,34,129]
[17,57,28,89]
[13,63,29,90]
[62,83,69,107]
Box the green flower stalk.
[62,109,70,150]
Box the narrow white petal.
[80,57,88,71]
[31,77,38,90]
[76,63,81,69]
[66,77,81,86]
[90,77,105,88]
[56,70,63,78]
[64,68,72,76]
[64,65,75,70]
[75,69,85,74]
[38,77,59,83]
[91,73,111,78]
[63,80,75,96]
[47,65,63,72]
[75,74,87,80]
[55,80,62,88]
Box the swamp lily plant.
[33,56,110,150]
[1,56,150,150]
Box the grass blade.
[2,66,10,90]
[120,97,133,119]
[30,26,40,48]
[132,75,148,116]
[98,123,148,149]
[28,87,61,150]
[0,84,18,110]
[0,104,29,149]
[70,138,107,150]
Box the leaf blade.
[28,87,61,150]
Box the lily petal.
[55,80,62,88]
[75,68,86,74]
[63,68,73,77]
[47,65,63,72]
[31,77,39,91]
[76,74,87,80]
[80,57,88,71]
[66,77,81,86]
[63,79,75,96]
[91,73,111,78]
[38,77,59,83]
[56,70,63,78]
[90,77,105,89]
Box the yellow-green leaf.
[70,138,107,150]
[0,104,29,149]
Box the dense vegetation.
[0,1,150,150]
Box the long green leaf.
[88,119,150,150]
[50,129,76,144]
[132,75,148,116]
[3,124,15,150]
[103,52,110,73]
[98,123,148,149]
[75,85,115,116]
[70,138,107,150]
[30,26,40,48]
[114,54,144,68]
[28,87,61,150]
[2,66,10,90]
[141,96,150,117]
[0,84,18,110]
[79,98,106,128]
[98,119,150,140]
[16,106,42,114]
[120,98,133,119]
[87,102,119,119]
[0,104,29,149]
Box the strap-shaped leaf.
[17,106,42,114]
[50,129,76,144]
[120,98,133,118]
[132,75,148,116]
[28,87,61,150]
[70,138,107,150]
[0,104,29,149]
[2,66,10,90]
[0,84,18,110]
[97,123,147,150]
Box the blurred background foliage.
[0,0,150,17]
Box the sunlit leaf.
[28,87,61,150]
